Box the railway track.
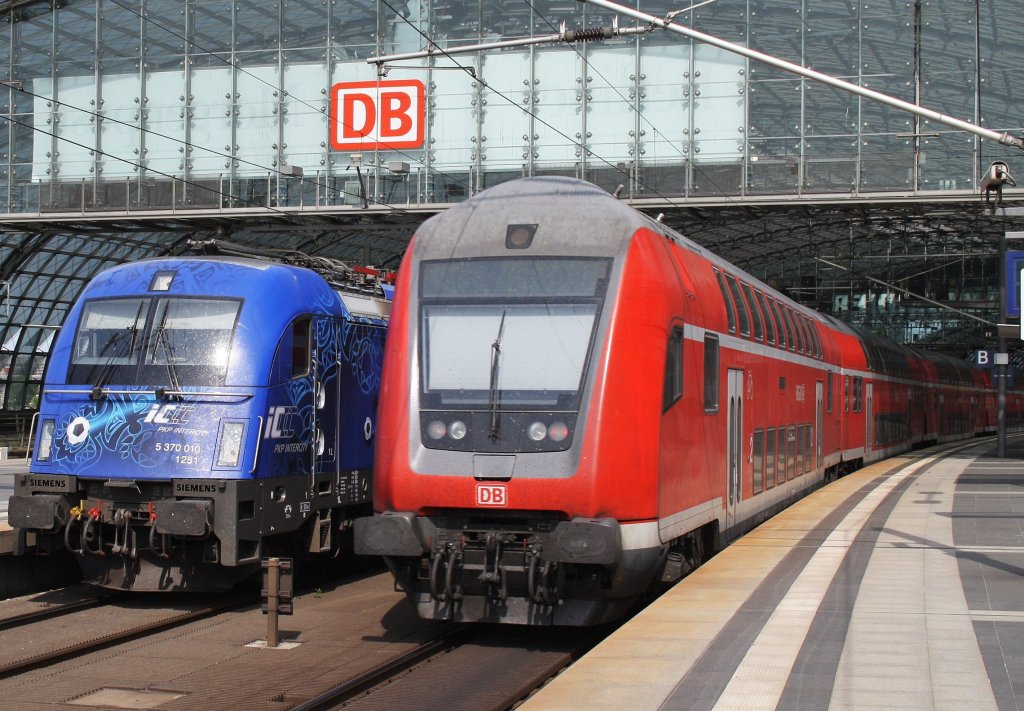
[0,591,254,680]
[289,624,473,711]
[288,623,612,711]
[0,571,613,710]
[0,586,125,632]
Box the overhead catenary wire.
[374,0,716,214]
[372,0,745,203]
[521,0,738,198]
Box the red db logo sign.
[330,80,425,151]
[476,484,507,507]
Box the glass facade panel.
[639,40,691,188]
[0,0,1012,209]
[692,45,745,165]
[145,70,187,178]
[532,48,579,171]
[481,50,530,172]
[587,46,637,168]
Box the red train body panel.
[356,177,1022,625]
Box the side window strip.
[754,290,775,344]
[725,273,750,337]
[713,269,736,335]
[663,327,684,411]
[767,296,786,349]
[704,334,720,412]
[742,282,763,341]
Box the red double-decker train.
[355,176,1022,625]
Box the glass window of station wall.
[0,0,1020,212]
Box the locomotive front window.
[73,298,148,366]
[418,257,610,411]
[143,299,240,385]
[422,302,597,408]
[69,296,240,387]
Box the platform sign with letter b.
[330,80,425,151]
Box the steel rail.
[288,625,472,711]
[0,595,253,680]
[0,591,126,633]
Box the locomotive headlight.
[449,420,468,440]
[548,421,569,442]
[216,421,245,467]
[38,419,55,461]
[527,421,548,441]
[427,419,447,440]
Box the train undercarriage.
[357,511,717,625]
[9,471,371,591]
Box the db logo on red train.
[476,484,507,507]
[330,79,425,151]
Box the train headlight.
[216,421,245,467]
[38,419,55,461]
[527,421,547,441]
[548,421,569,443]
[427,420,447,440]
[449,420,467,440]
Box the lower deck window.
[753,429,764,495]
[777,428,788,481]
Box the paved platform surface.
[523,437,1024,711]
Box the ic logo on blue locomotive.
[143,404,196,425]
[264,406,297,439]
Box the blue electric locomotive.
[9,251,390,590]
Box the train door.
[726,369,743,530]
[313,316,340,475]
[865,382,874,453]
[815,380,823,469]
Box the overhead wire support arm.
[367,19,649,72]
[578,0,1024,151]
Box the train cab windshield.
[68,296,241,388]
[418,257,611,411]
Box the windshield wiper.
[152,305,182,396]
[488,310,507,440]
[90,302,145,399]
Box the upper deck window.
[713,269,736,335]
[754,290,775,344]
[725,274,750,337]
[766,296,786,349]
[808,320,822,358]
[741,282,763,341]
[795,314,810,355]
[782,307,798,352]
